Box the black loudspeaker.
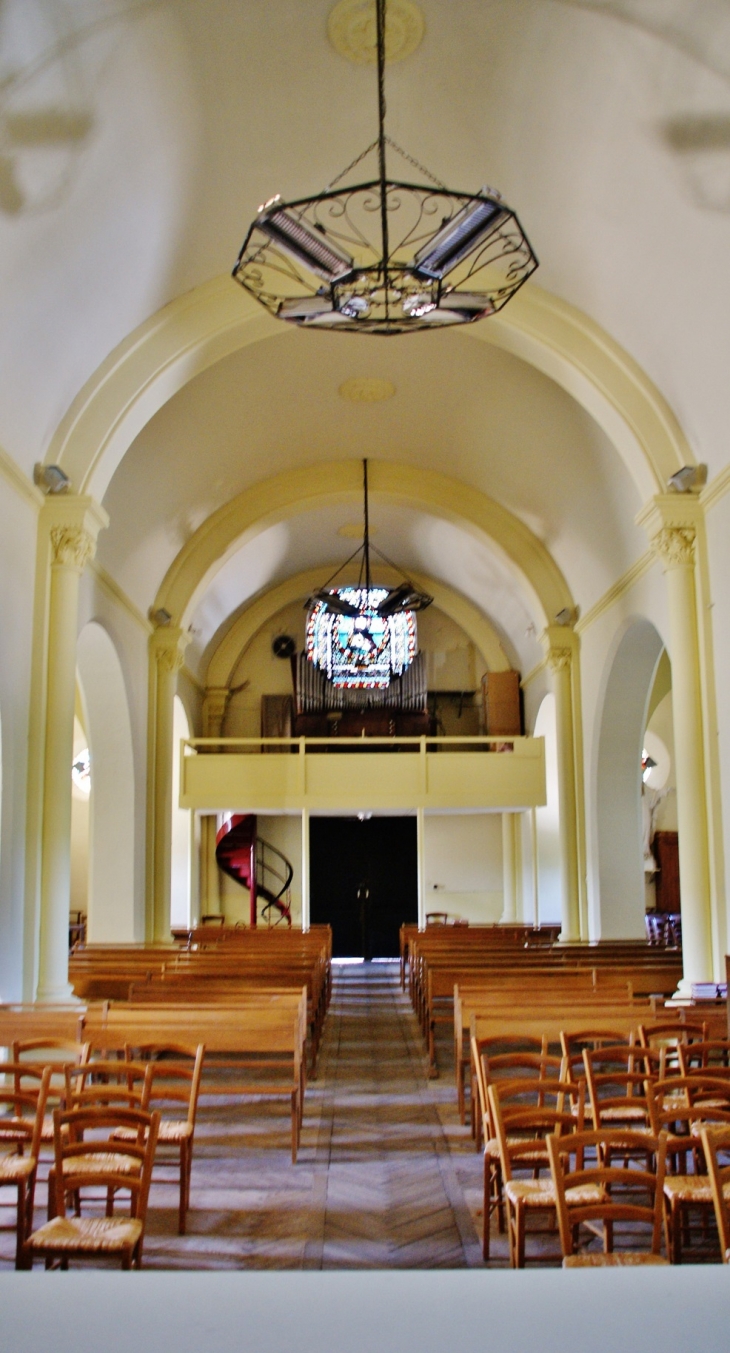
[272,634,296,660]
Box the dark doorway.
[309,816,418,958]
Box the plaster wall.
[704,491,730,960]
[76,568,151,945]
[0,478,39,1001]
[422,813,503,925]
[577,560,671,939]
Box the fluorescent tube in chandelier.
[232,0,538,335]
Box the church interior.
[2,0,730,1345]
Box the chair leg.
[178,1143,188,1236]
[672,1199,682,1264]
[482,1152,491,1261]
[514,1203,526,1269]
[15,1181,26,1270]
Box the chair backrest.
[677,1039,730,1076]
[0,1065,51,1159]
[582,1044,655,1125]
[50,1104,160,1223]
[700,1127,730,1261]
[64,1059,154,1111]
[12,1038,90,1066]
[123,1043,205,1127]
[560,1030,630,1060]
[547,1128,667,1259]
[638,1022,708,1068]
[477,1049,562,1140]
[646,1076,730,1137]
[488,1077,583,1180]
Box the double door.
[309,816,418,958]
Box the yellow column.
[544,629,581,942]
[640,502,713,984]
[147,625,189,943]
[416,806,426,929]
[301,808,310,932]
[199,686,229,917]
[500,812,519,922]
[36,498,107,1001]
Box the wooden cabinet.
[654,830,681,914]
[482,670,522,736]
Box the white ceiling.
[3,0,729,673]
[184,501,542,679]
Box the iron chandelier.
[232,0,538,335]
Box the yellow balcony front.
[179,736,546,813]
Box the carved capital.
[151,625,189,676]
[203,687,229,737]
[546,646,572,674]
[50,524,96,572]
[652,525,696,570]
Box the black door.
[309,816,418,958]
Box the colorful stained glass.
[306,588,417,688]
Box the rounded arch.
[154,460,574,631]
[595,617,665,940]
[44,278,692,505]
[76,621,137,942]
[206,566,513,689]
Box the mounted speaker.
[272,634,296,660]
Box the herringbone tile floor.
[0,964,500,1269]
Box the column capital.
[203,686,229,736]
[636,493,703,570]
[541,624,578,673]
[41,494,109,574]
[150,624,190,675]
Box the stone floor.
[0,963,720,1269]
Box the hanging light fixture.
[232,0,537,335]
[304,459,431,687]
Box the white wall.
[533,694,561,925]
[171,696,192,930]
[594,618,664,940]
[423,813,503,924]
[0,481,40,1001]
[77,622,137,942]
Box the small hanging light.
[233,0,537,335]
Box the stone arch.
[154,460,573,632]
[44,279,692,505]
[595,617,666,939]
[76,621,137,941]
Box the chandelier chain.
[325,139,380,191]
[383,137,447,189]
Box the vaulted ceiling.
[3,0,728,674]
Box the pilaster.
[35,496,108,1001]
[146,623,190,942]
[638,494,714,983]
[542,624,582,941]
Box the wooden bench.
[82,999,307,1163]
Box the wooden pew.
[82,999,307,1163]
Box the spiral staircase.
[215,814,293,927]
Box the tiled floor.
[4,964,717,1269]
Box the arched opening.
[171,695,192,931]
[534,693,561,925]
[76,622,137,942]
[70,697,90,943]
[596,619,666,939]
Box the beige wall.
[423,813,503,924]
